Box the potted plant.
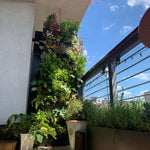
[85,100,150,150]
[1,110,56,150]
[0,113,31,150]
[66,96,88,150]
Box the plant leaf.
[36,134,43,143]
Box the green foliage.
[85,100,150,132]
[29,110,56,144]
[83,100,106,126]
[143,102,150,123]
[0,110,56,144]
[43,14,80,43]
[32,14,86,110]
[66,95,86,120]
[31,13,86,140]
[0,114,32,140]
[60,20,80,43]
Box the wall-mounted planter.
[66,120,88,150]
[0,141,17,150]
[88,126,150,150]
[20,134,34,150]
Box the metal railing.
[81,27,150,105]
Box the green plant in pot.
[66,94,86,120]
[85,100,150,150]
[1,110,56,150]
[0,113,32,150]
[66,96,88,150]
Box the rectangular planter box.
[88,126,150,150]
[0,141,17,150]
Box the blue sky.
[79,0,150,72]
[79,0,150,100]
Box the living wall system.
[31,13,86,141]
[0,13,86,147]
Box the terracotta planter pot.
[88,126,150,150]
[20,134,34,150]
[0,141,17,150]
[66,120,88,150]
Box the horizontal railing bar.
[85,86,109,97]
[118,80,150,93]
[85,71,109,86]
[117,67,150,84]
[117,55,150,75]
[119,46,146,64]
[83,27,139,82]
[85,74,103,85]
[85,78,109,92]
[119,93,150,101]
[98,94,110,99]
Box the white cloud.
[140,90,148,95]
[110,5,119,11]
[127,0,150,9]
[124,91,132,96]
[83,49,87,56]
[120,25,133,35]
[135,73,150,81]
[118,90,132,96]
[103,24,114,31]
[117,85,122,90]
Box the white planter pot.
[20,134,34,150]
[66,120,88,150]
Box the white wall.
[0,1,35,124]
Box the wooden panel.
[75,132,85,150]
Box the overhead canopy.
[0,0,91,31]
[35,0,91,31]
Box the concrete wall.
[0,1,35,124]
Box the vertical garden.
[31,13,86,143]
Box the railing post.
[108,60,117,104]
[78,82,85,101]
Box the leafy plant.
[66,95,86,120]
[143,102,150,123]
[85,100,150,132]
[31,13,86,140]
[0,113,32,140]
[29,110,56,144]
[0,110,56,144]
[32,14,86,109]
